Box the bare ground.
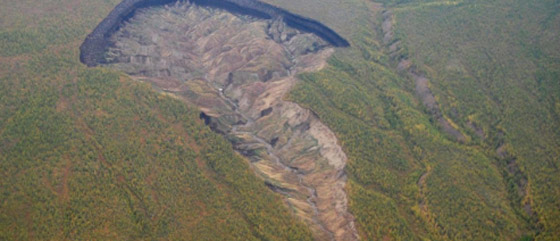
[103,3,358,240]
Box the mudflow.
[103,2,358,240]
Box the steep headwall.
[101,4,359,238]
[190,0,350,46]
[79,0,349,66]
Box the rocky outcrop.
[97,3,358,240]
[80,0,349,66]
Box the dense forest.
[0,0,312,240]
[281,0,559,239]
[1,0,558,240]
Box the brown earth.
[103,3,358,240]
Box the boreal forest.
[1,0,558,240]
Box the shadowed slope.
[79,0,349,67]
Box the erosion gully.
[87,2,359,240]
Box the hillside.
[95,3,357,239]
[277,0,560,239]
[1,0,559,240]
[0,0,312,240]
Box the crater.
[80,1,357,240]
[80,0,349,67]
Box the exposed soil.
[79,0,349,66]
[383,8,539,234]
[382,10,466,143]
[101,3,358,240]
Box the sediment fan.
[79,0,350,67]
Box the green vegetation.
[391,0,560,239]
[284,0,559,240]
[0,0,312,240]
[1,0,558,240]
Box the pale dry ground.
[103,3,358,240]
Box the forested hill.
[1,0,558,240]
[271,0,559,239]
[0,0,312,240]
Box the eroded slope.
[101,3,358,240]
